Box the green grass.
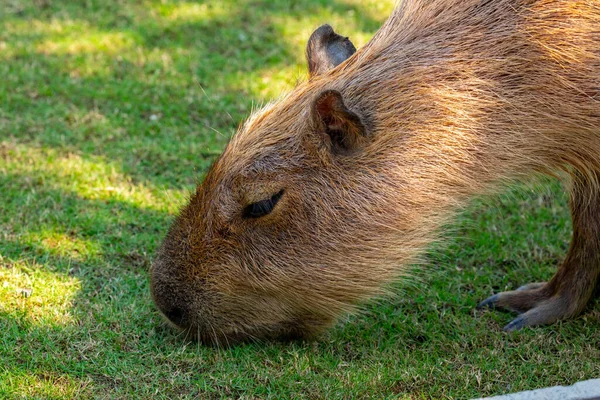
[1,0,599,398]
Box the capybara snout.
[150,157,345,344]
[151,247,328,345]
[150,258,189,327]
[152,0,600,345]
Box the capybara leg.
[478,173,600,330]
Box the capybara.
[150,0,600,345]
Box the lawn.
[1,0,599,398]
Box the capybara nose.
[150,257,191,328]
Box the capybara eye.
[243,190,284,219]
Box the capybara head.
[150,24,422,345]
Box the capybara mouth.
[178,321,314,348]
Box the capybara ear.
[306,24,356,77]
[312,90,367,154]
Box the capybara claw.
[477,294,499,310]
[503,316,527,332]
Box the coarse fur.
[151,0,600,345]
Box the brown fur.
[151,0,600,345]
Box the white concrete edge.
[474,378,600,400]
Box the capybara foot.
[478,282,583,331]
[503,297,571,331]
[477,282,549,314]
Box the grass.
[1,0,599,398]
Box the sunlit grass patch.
[38,31,136,56]
[0,258,80,327]
[0,369,91,400]
[2,18,90,38]
[37,231,101,261]
[232,65,305,101]
[1,142,187,214]
[153,2,229,23]
[342,0,396,26]
[270,9,393,54]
